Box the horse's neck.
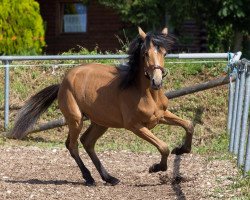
[137,62,150,89]
[145,88,165,102]
[137,62,166,104]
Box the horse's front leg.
[160,110,194,155]
[130,124,169,173]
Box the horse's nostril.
[152,79,156,86]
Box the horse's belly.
[78,89,124,128]
[86,108,124,128]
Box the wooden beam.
[165,75,235,99]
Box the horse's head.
[138,27,169,90]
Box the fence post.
[227,52,234,133]
[233,68,246,154]
[227,74,235,133]
[3,60,10,130]
[229,73,240,152]
[244,121,250,176]
[229,52,242,152]
[238,66,250,166]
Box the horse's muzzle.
[151,78,163,90]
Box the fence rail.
[0,53,230,61]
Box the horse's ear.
[138,27,146,40]
[162,27,168,35]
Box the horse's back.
[58,63,124,127]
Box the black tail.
[9,84,60,139]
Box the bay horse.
[10,27,194,186]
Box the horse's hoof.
[106,176,120,186]
[149,163,167,173]
[171,146,191,155]
[85,179,96,187]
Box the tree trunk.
[233,31,243,52]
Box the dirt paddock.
[0,146,239,200]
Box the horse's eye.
[144,52,149,57]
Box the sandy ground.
[0,146,239,200]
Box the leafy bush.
[0,0,45,55]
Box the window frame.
[59,1,88,35]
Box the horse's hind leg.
[59,91,95,186]
[80,123,120,186]
[160,110,194,155]
[65,120,95,186]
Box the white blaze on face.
[154,48,158,54]
[152,46,163,87]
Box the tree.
[99,0,167,35]
[0,0,45,55]
[165,0,250,52]
[99,0,250,53]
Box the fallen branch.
[165,75,234,99]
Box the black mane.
[119,31,174,89]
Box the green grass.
[194,132,229,154]
[230,176,250,199]
[166,59,226,76]
[0,136,6,145]
[193,133,250,199]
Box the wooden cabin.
[37,0,124,54]
[37,0,207,54]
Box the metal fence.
[227,53,250,176]
[1,53,230,130]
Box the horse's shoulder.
[156,91,169,110]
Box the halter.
[144,65,168,79]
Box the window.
[62,3,87,33]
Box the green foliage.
[62,46,99,55]
[207,24,234,52]
[218,1,245,18]
[0,0,45,55]
[217,0,248,31]
[210,0,249,52]
[100,0,250,53]
[99,0,167,35]
[165,0,250,52]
